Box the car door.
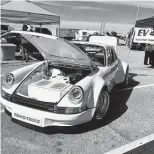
[105,47,119,91]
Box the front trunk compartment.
[13,63,92,105]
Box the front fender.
[121,60,129,74]
[120,60,129,83]
[57,74,93,108]
[87,76,107,108]
[115,60,129,84]
[58,75,107,110]
[2,61,44,95]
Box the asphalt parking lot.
[1,46,154,154]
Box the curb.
[105,134,154,154]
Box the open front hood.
[21,34,93,69]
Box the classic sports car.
[1,31,129,127]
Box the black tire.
[94,90,110,120]
[151,63,154,67]
[130,45,135,50]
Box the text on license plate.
[12,112,42,126]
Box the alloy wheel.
[95,91,110,120]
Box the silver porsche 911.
[1,31,129,127]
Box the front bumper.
[0,96,95,127]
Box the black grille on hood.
[11,94,56,112]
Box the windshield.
[72,43,106,66]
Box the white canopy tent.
[1,0,60,35]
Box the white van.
[75,30,99,41]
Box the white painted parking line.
[105,134,154,154]
[117,84,154,92]
[0,75,4,77]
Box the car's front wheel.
[94,90,110,120]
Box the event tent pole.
[102,20,106,34]
[40,24,42,33]
[127,4,140,62]
[59,18,60,37]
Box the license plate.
[12,111,42,127]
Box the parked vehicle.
[56,29,99,41]
[56,28,77,40]
[117,35,126,45]
[1,24,14,35]
[1,32,129,127]
[33,27,52,35]
[126,27,146,50]
[75,29,99,41]
[1,30,7,35]
[1,24,10,31]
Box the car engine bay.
[15,64,92,102]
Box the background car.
[33,27,52,35]
[117,35,126,46]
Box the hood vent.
[49,83,68,90]
[35,80,51,86]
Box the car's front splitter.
[0,96,95,127]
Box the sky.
[2,0,154,35]
[32,1,154,34]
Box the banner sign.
[133,27,154,44]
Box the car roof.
[10,30,58,39]
[70,41,114,49]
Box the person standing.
[22,24,28,31]
[150,44,154,66]
[22,24,31,32]
[144,44,153,65]
[20,36,29,62]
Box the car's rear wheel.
[94,90,110,120]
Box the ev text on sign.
[133,27,154,44]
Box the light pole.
[127,4,140,62]
[100,20,106,35]
[102,20,106,34]
[136,4,140,21]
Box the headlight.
[2,73,15,88]
[68,86,84,104]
